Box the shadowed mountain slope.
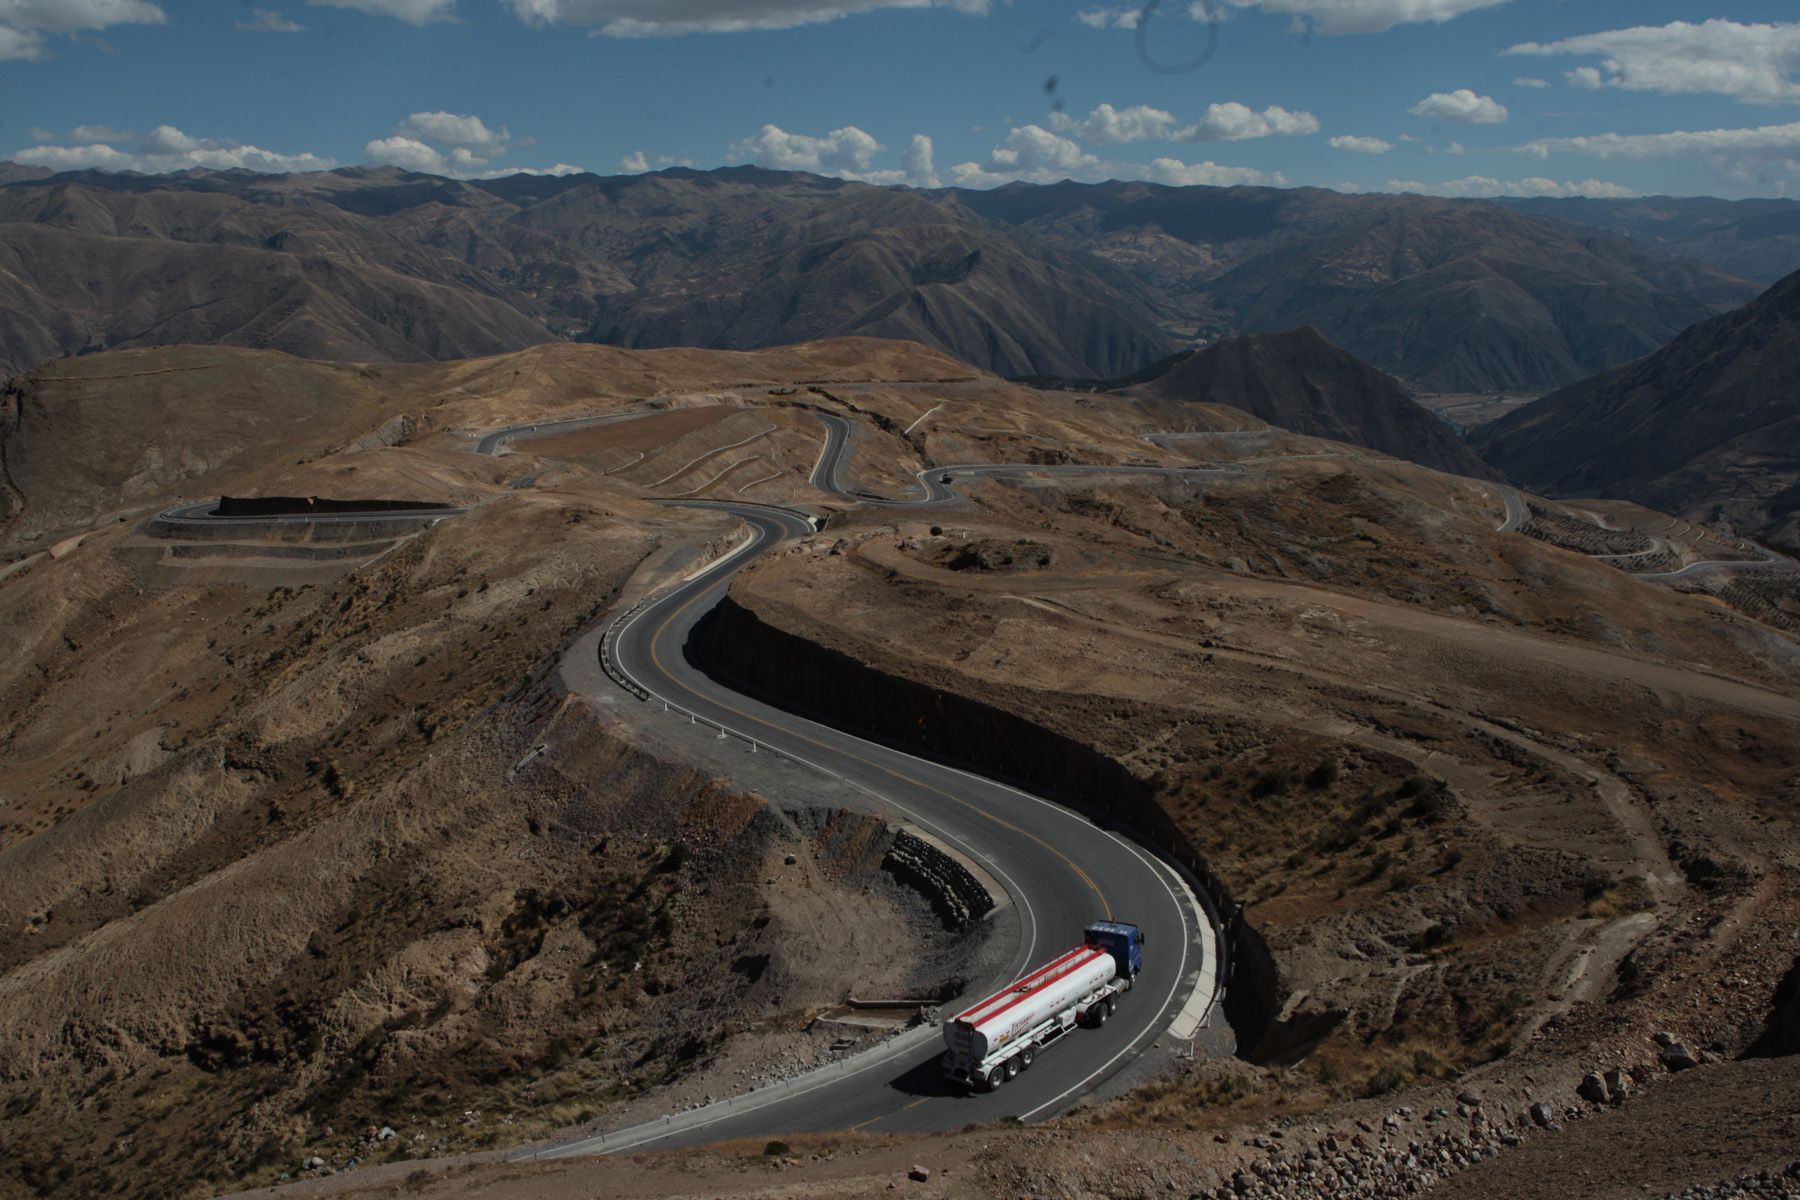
[1127,326,1497,479]
[0,164,1757,394]
[949,180,1755,393]
[1477,267,1800,548]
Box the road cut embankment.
[689,592,1287,1059]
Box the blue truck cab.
[1084,921,1144,979]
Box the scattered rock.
[1660,1043,1699,1071]
[1578,1072,1609,1104]
[1529,1102,1559,1131]
[908,1165,931,1183]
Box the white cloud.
[362,112,574,177]
[901,133,939,187]
[396,111,509,152]
[70,123,134,143]
[1178,101,1318,141]
[1565,66,1603,91]
[363,135,449,173]
[728,123,885,175]
[1446,140,1465,155]
[490,163,586,177]
[1408,89,1508,124]
[1075,5,1139,28]
[507,0,992,37]
[13,124,333,173]
[1515,121,1800,185]
[306,0,456,24]
[0,0,165,60]
[620,150,693,173]
[1385,175,1636,199]
[949,124,1282,188]
[236,7,305,31]
[950,124,1103,186]
[1512,76,1549,88]
[1225,0,1506,36]
[1053,101,1317,145]
[1054,104,1179,144]
[1145,157,1286,187]
[1329,134,1393,154]
[1505,19,1800,106]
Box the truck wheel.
[1091,1002,1109,1027]
[1019,1047,1035,1071]
[985,1066,1006,1091]
[1122,974,1134,992]
[1104,997,1116,1018]
[1004,1057,1021,1081]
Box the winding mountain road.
[467,405,1226,1156]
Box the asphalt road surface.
[460,407,1227,1157]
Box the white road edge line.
[605,510,1213,1134]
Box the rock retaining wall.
[882,828,995,931]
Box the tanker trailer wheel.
[1104,997,1117,1019]
[1090,1002,1109,1027]
[1004,1057,1021,1081]
[1019,1047,1035,1071]
[984,1065,1006,1091]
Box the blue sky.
[4,1,1800,198]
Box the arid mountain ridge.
[1478,263,1800,550]
[0,163,1765,394]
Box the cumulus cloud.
[728,123,883,175]
[949,124,1282,188]
[306,0,457,24]
[12,124,333,173]
[507,0,992,37]
[1145,157,1287,187]
[1385,175,1636,199]
[1330,134,1394,154]
[900,134,940,187]
[1052,101,1318,144]
[1408,89,1508,124]
[722,124,940,186]
[0,0,166,60]
[236,8,305,31]
[1526,120,1800,168]
[1565,66,1603,90]
[620,150,694,173]
[363,111,576,177]
[1075,5,1140,28]
[1512,76,1548,88]
[396,111,509,152]
[1224,0,1505,36]
[1505,19,1800,106]
[1178,102,1319,141]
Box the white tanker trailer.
[941,921,1145,1091]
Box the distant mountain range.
[0,164,1766,394]
[1127,326,1497,480]
[1477,266,1800,550]
[1498,196,1800,286]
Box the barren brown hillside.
[2,337,1797,1200]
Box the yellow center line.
[848,1096,932,1132]
[645,558,1113,918]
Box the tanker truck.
[941,921,1144,1091]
